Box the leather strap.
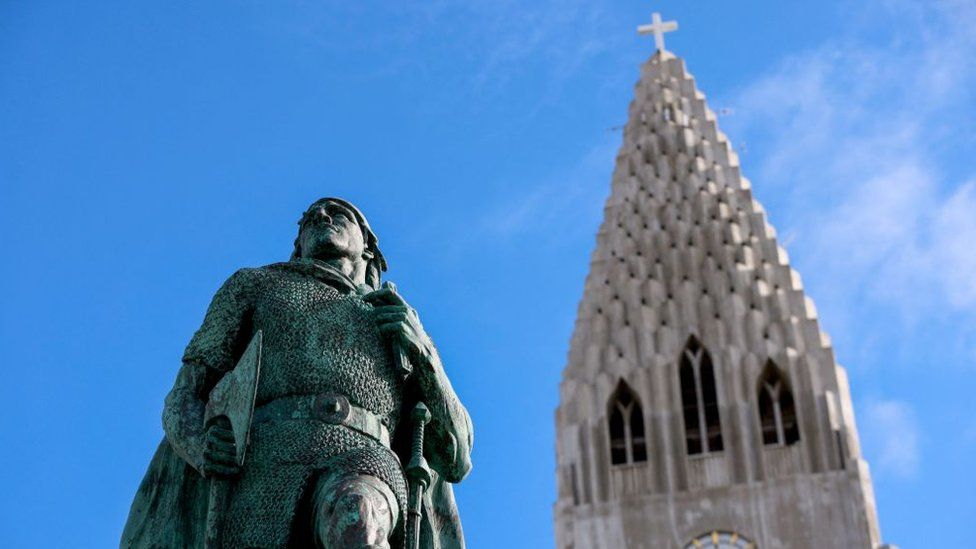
[253,393,391,447]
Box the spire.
[637,12,678,52]
[555,23,883,549]
[562,47,819,383]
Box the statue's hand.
[364,282,434,370]
[202,418,240,478]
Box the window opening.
[608,381,648,465]
[679,337,724,455]
[757,361,800,446]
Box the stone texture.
[554,51,884,549]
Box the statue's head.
[291,197,387,288]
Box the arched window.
[679,337,723,455]
[757,361,800,446]
[608,381,647,465]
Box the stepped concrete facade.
[554,48,885,549]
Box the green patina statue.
[121,198,473,549]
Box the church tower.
[554,14,885,549]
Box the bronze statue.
[122,198,472,548]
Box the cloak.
[120,435,464,548]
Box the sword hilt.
[405,402,432,549]
[407,402,432,488]
[380,281,414,379]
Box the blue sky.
[2,1,974,547]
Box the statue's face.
[298,200,367,263]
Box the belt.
[252,393,391,447]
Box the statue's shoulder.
[216,265,282,294]
[217,261,339,297]
[251,261,306,280]
[223,265,264,282]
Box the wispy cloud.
[860,399,920,479]
[723,0,976,347]
[465,0,623,95]
[274,0,628,102]
[480,138,616,240]
[964,420,976,445]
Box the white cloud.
[925,182,976,308]
[723,0,976,341]
[860,399,920,479]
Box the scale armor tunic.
[181,262,407,548]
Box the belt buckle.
[314,393,351,424]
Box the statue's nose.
[313,207,332,223]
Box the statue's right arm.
[162,269,255,474]
[162,361,214,472]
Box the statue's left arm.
[412,342,473,483]
[366,285,473,483]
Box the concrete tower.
[554,14,884,549]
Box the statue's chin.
[303,235,345,260]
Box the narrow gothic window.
[679,337,724,455]
[758,361,799,446]
[608,381,648,465]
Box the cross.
[637,12,678,52]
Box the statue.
[121,198,473,548]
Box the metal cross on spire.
[637,12,678,52]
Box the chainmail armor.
[182,262,407,548]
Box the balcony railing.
[686,453,728,489]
